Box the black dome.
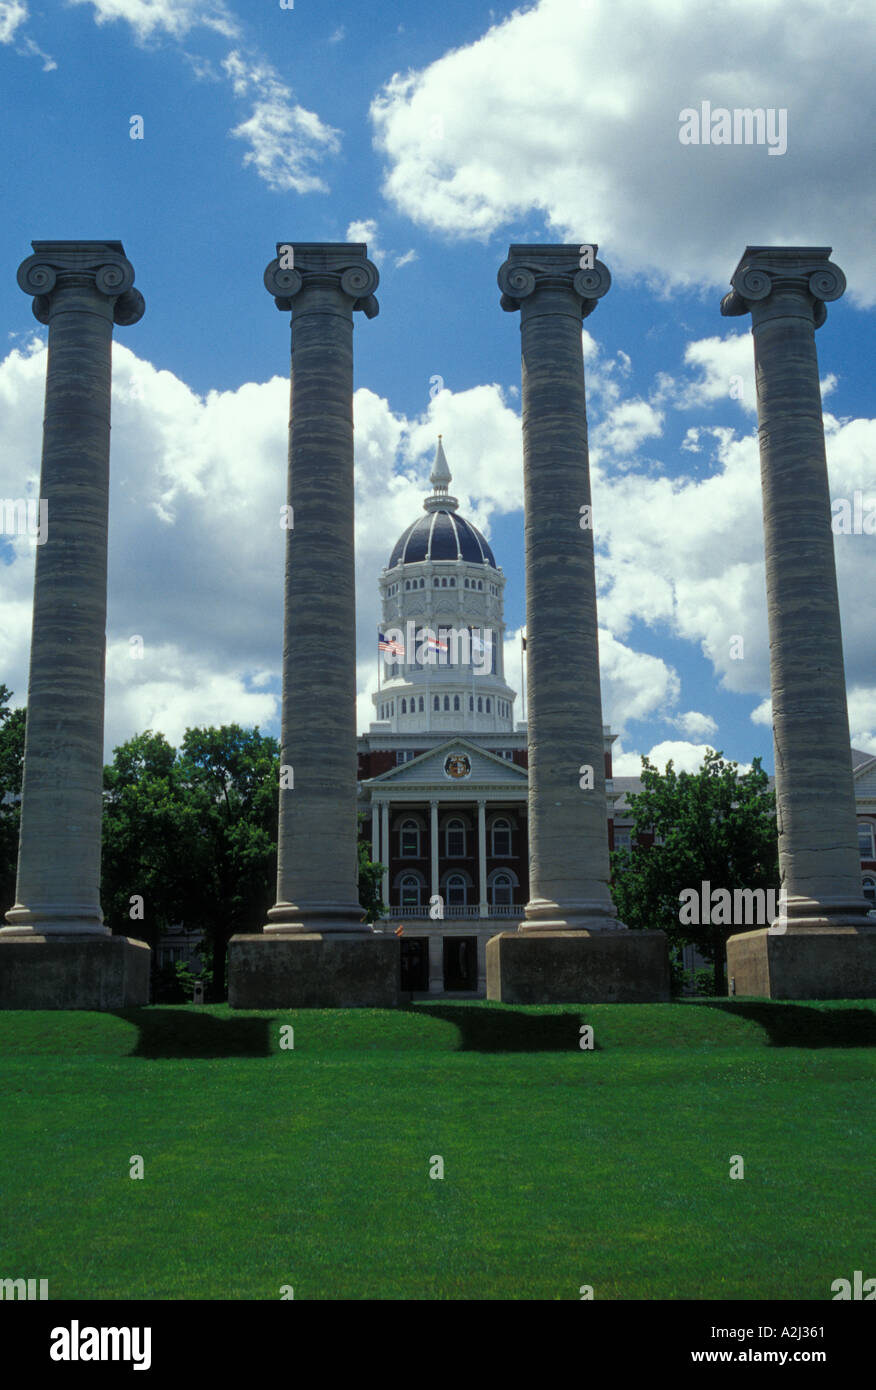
[388,508,497,568]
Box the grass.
[0,999,873,1300]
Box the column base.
[0,934,150,1010]
[227,932,400,1008]
[486,930,670,1003]
[726,925,876,1000]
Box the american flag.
[379,631,405,655]
[423,635,448,653]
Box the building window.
[446,819,466,857]
[445,873,467,906]
[477,697,483,712]
[453,695,460,711]
[478,581,483,590]
[444,695,450,710]
[400,874,421,908]
[863,876,876,904]
[434,578,440,587]
[401,698,407,714]
[434,695,440,711]
[469,696,474,711]
[418,696,424,712]
[858,822,875,859]
[486,698,491,713]
[400,820,420,857]
[491,818,512,856]
[450,578,456,587]
[614,827,632,852]
[491,872,514,907]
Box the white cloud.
[69,0,238,41]
[0,0,55,67]
[394,249,418,268]
[224,51,341,194]
[0,0,27,42]
[346,219,382,263]
[675,710,718,738]
[371,0,876,303]
[613,740,718,776]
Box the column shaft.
[381,802,390,907]
[498,245,621,932]
[478,801,488,916]
[4,242,144,937]
[263,244,379,933]
[722,247,869,926]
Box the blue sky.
[1,0,874,774]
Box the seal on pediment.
[444,752,471,780]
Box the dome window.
[453,695,460,711]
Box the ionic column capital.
[720,245,845,330]
[17,240,145,327]
[497,243,611,319]
[264,242,379,318]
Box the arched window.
[478,580,483,590]
[434,695,440,711]
[486,698,491,713]
[404,580,410,590]
[401,698,407,714]
[453,695,460,711]
[400,874,421,908]
[450,578,455,587]
[445,873,467,906]
[477,697,483,712]
[491,872,514,907]
[390,701,395,715]
[418,696,424,712]
[491,818,512,856]
[445,819,466,857]
[420,578,425,588]
[442,577,448,587]
[863,876,876,904]
[434,577,440,587]
[400,820,420,857]
[469,696,474,711]
[444,695,450,710]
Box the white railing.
[381,903,521,919]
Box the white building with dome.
[358,440,620,996]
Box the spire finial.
[424,437,458,512]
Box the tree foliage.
[609,748,778,994]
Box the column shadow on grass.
[699,1000,876,1048]
[111,1009,274,1058]
[411,1003,597,1052]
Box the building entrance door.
[399,936,429,991]
[443,935,477,991]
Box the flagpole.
[520,630,526,724]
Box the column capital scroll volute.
[498,244,611,318]
[17,242,144,326]
[721,246,846,328]
[264,243,380,317]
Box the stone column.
[430,800,440,905]
[487,245,669,1002]
[371,800,380,871]
[381,802,390,907]
[477,800,488,917]
[0,241,149,1009]
[227,243,398,1008]
[427,932,444,994]
[721,246,876,999]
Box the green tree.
[0,685,26,918]
[609,748,778,995]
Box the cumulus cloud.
[0,0,55,67]
[224,51,341,193]
[69,0,238,41]
[612,741,719,776]
[346,219,382,262]
[371,0,876,303]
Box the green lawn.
[1,1000,873,1300]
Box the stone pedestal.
[721,246,874,999]
[228,933,399,1009]
[727,926,876,1000]
[0,935,150,1010]
[0,242,149,1008]
[226,242,396,1007]
[486,931,670,1004]
[490,244,669,1002]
